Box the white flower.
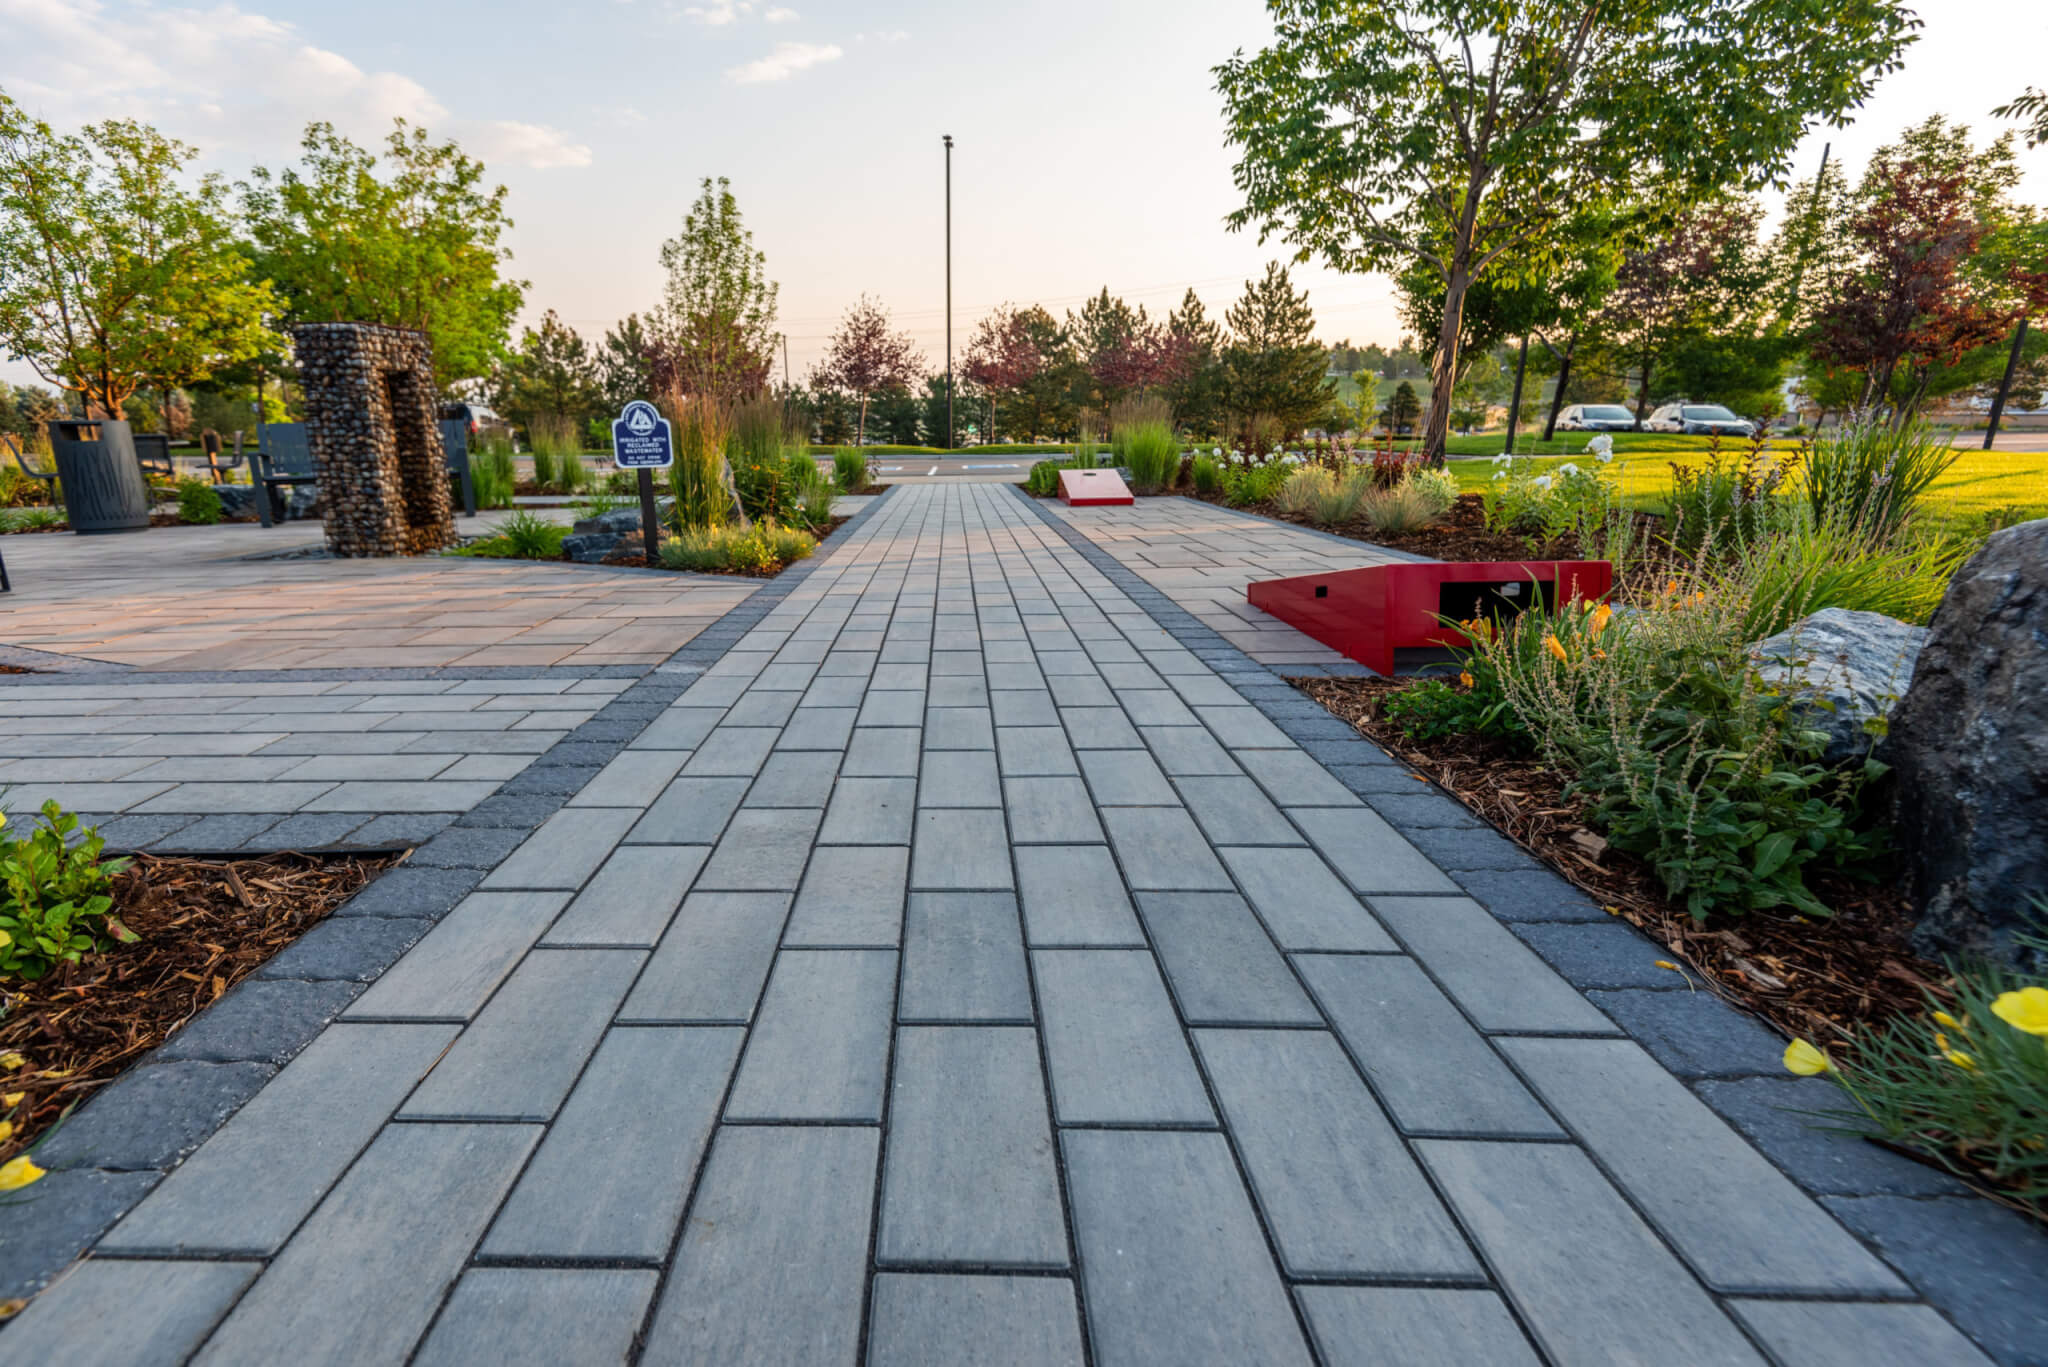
[1492,471,1509,481]
[1212,447,1222,457]
[1492,453,1513,466]
[1588,435,1615,462]
[1556,462,1580,477]
[1533,475,1553,491]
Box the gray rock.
[1889,519,2048,969]
[216,484,321,521]
[560,531,621,563]
[1751,607,1925,764]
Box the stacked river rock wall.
[292,322,456,557]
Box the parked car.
[438,402,516,446]
[1555,404,1640,432]
[1644,403,1756,438]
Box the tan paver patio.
[0,515,759,671]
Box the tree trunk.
[856,396,869,448]
[1542,336,1577,441]
[1503,337,1529,456]
[1422,270,1469,467]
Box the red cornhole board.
[1247,560,1613,676]
[1058,468,1134,506]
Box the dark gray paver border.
[1006,484,2046,1366]
[0,488,901,1305]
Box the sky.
[2,0,2045,393]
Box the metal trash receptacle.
[47,420,151,534]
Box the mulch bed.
[1292,675,1945,1051]
[0,851,394,1164]
[593,515,853,576]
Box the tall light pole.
[944,134,954,450]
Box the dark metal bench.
[251,423,316,526]
[133,433,175,481]
[201,429,249,484]
[440,418,475,517]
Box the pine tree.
[1221,263,1334,438]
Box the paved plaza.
[0,483,2039,1364]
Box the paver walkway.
[1043,496,1403,669]
[0,483,2026,1364]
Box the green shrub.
[571,489,631,520]
[0,801,131,982]
[1803,420,1957,537]
[1666,440,1793,554]
[1191,455,1224,495]
[1223,461,1290,508]
[1121,421,1181,495]
[1795,923,2048,1212]
[530,444,558,492]
[834,448,870,494]
[175,479,222,525]
[1383,661,1527,746]
[472,438,517,509]
[1275,466,1332,517]
[450,510,567,560]
[1024,460,1062,496]
[658,520,815,573]
[1408,466,1460,519]
[0,506,64,533]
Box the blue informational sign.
[612,400,674,470]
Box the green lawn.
[1446,443,2048,529]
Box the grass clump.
[1191,454,1224,496]
[834,448,871,494]
[0,506,63,533]
[1804,419,1958,537]
[448,510,567,561]
[175,478,222,525]
[471,437,518,509]
[1112,397,1180,495]
[662,398,738,532]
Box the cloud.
[764,6,797,20]
[726,41,842,84]
[0,0,591,169]
[683,0,739,23]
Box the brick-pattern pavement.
[1,483,2024,1364]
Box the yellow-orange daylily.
[1783,1039,1833,1075]
[1933,1010,1964,1031]
[0,1156,42,1193]
[1944,1048,1978,1071]
[1458,670,1475,689]
[1991,986,2048,1037]
[1543,634,1568,663]
[1589,603,1613,635]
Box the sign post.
[610,400,674,563]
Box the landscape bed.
[0,849,395,1168]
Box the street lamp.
[944,134,954,450]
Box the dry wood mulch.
[1,851,393,1163]
[1293,675,1946,1052]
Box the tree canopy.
[0,89,277,418]
[243,120,524,387]
[650,177,780,406]
[812,294,926,446]
[1216,0,1918,460]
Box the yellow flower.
[1544,634,1568,663]
[1655,959,1681,972]
[0,1156,42,1192]
[1991,986,2048,1037]
[1458,670,1475,689]
[0,930,9,950]
[0,1120,10,1143]
[1783,1039,1833,1075]
[1944,1048,1978,1071]
[1933,1010,1964,1031]
[1589,603,1613,635]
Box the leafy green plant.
[1791,921,2048,1212]
[471,437,517,509]
[657,520,815,573]
[1191,454,1225,495]
[1666,439,1795,554]
[571,489,630,520]
[529,443,558,492]
[834,447,870,493]
[1731,519,1972,638]
[175,478,222,525]
[1383,662,1527,746]
[449,510,566,561]
[1803,419,1956,537]
[0,801,131,981]
[1024,460,1062,496]
[1223,461,1290,508]
[0,505,63,533]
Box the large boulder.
[1889,519,2048,970]
[1751,608,1927,765]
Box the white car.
[1555,404,1639,432]
[1645,403,1756,438]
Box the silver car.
[1556,404,1640,432]
[1645,403,1755,438]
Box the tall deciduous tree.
[244,120,523,387]
[813,295,926,447]
[1811,119,2048,416]
[0,92,277,418]
[963,303,1075,441]
[493,309,604,430]
[1220,263,1333,439]
[1216,0,1916,463]
[649,177,779,406]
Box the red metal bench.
[1247,559,1614,676]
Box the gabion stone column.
[292,322,456,556]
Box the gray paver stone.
[1013,845,1143,946]
[919,751,1002,808]
[878,1027,1067,1268]
[619,892,790,1023]
[724,949,897,1121]
[1369,897,1617,1033]
[911,808,1014,890]
[479,807,636,890]
[1822,1195,2048,1366]
[333,865,482,919]
[344,891,568,1020]
[414,1268,658,1367]
[1512,920,1689,989]
[900,892,1033,1022]
[35,1060,277,1172]
[1062,1129,1311,1367]
[0,1168,162,1301]
[820,777,917,844]
[1032,950,1211,1125]
[1693,1076,1969,1197]
[1136,892,1319,1025]
[150,978,364,1064]
[1295,1288,1540,1367]
[867,1274,1085,1367]
[1584,987,1789,1079]
[1727,1300,1997,1367]
[1175,775,1304,846]
[1002,776,1104,843]
[1216,846,1393,951]
[629,776,749,843]
[696,807,822,890]
[543,844,706,947]
[255,913,432,982]
[1287,806,1459,894]
[0,1258,260,1367]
